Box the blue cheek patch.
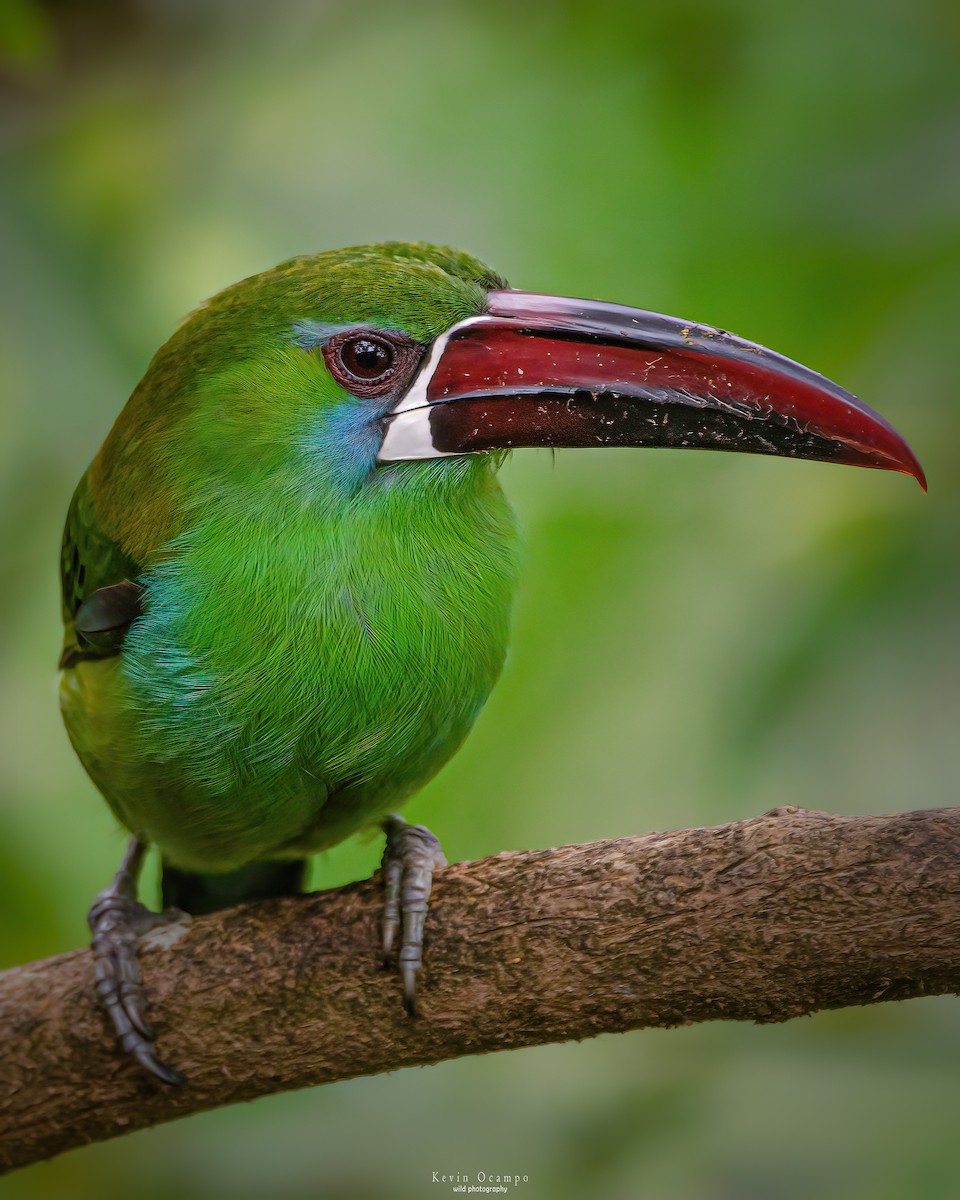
[290,319,411,494]
[299,399,387,495]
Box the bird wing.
[59,474,146,670]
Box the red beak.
[378,290,925,490]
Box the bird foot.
[380,815,447,1015]
[88,838,189,1085]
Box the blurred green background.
[1,0,958,1196]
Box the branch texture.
[3,805,960,1172]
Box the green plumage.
[61,243,520,879]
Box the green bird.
[60,242,924,1084]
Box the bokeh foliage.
[1,0,957,1196]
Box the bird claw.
[88,859,188,1086]
[380,815,446,1015]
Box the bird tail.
[160,859,308,916]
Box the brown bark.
[2,804,960,1173]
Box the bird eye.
[322,329,422,399]
[340,336,393,379]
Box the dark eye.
[340,336,393,379]
[322,329,422,399]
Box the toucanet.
[59,242,925,1082]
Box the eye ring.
[322,329,422,399]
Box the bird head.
[107,241,924,533]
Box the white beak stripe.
[378,407,461,461]
[377,314,494,462]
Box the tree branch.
[3,804,960,1172]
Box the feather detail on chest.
[120,460,520,801]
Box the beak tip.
[899,447,927,493]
